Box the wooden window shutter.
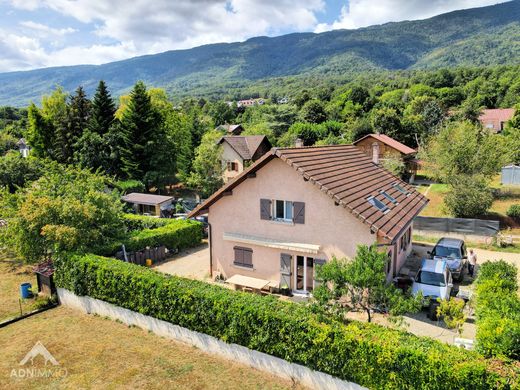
[260,199,272,220]
[280,253,292,289]
[293,202,305,224]
[243,248,253,267]
[234,247,243,264]
[313,258,326,288]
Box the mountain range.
[1,1,520,107]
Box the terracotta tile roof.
[34,260,54,277]
[218,136,270,160]
[190,145,428,242]
[479,108,515,131]
[121,193,174,206]
[353,133,416,156]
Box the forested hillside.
[1,1,520,106]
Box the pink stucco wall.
[208,158,412,289]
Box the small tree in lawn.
[312,245,422,323]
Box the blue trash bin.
[20,283,32,299]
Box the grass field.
[0,253,38,321]
[0,259,303,390]
[0,306,303,390]
[418,178,520,232]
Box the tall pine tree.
[65,86,91,163]
[76,81,116,171]
[88,80,115,135]
[119,81,161,181]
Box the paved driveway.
[154,243,210,281]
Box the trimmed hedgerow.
[98,216,202,255]
[122,214,173,231]
[54,254,519,390]
[475,260,520,360]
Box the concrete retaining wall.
[57,288,365,390]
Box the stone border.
[58,288,365,390]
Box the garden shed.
[122,193,174,217]
[501,165,520,185]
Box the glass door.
[295,256,305,291]
[294,256,314,293]
[306,257,314,292]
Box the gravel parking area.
[154,242,210,281]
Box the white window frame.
[293,255,314,294]
[273,200,293,222]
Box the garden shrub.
[98,216,202,255]
[122,214,172,231]
[55,254,519,390]
[475,260,520,360]
[507,204,520,219]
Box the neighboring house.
[122,193,174,217]
[17,138,30,158]
[216,124,244,135]
[189,145,428,295]
[479,108,515,133]
[218,135,272,183]
[237,99,264,107]
[353,133,418,182]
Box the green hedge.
[475,261,520,360]
[55,254,519,390]
[123,214,173,231]
[99,216,202,255]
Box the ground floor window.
[233,246,253,268]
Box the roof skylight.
[392,183,409,196]
[380,190,398,204]
[367,196,389,213]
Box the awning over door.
[223,232,320,254]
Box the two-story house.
[218,135,272,183]
[353,133,418,182]
[189,145,428,295]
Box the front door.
[294,255,314,293]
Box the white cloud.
[4,0,325,71]
[315,0,510,32]
[19,21,77,36]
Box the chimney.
[372,142,380,165]
[295,138,304,148]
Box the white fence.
[57,288,365,390]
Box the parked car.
[412,259,453,313]
[427,238,467,281]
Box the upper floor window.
[275,200,293,221]
[227,161,239,171]
[260,199,305,224]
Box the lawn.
[0,306,303,390]
[417,183,450,217]
[0,252,38,321]
[0,257,302,389]
[418,178,520,232]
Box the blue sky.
[0,0,510,72]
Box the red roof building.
[479,108,515,133]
